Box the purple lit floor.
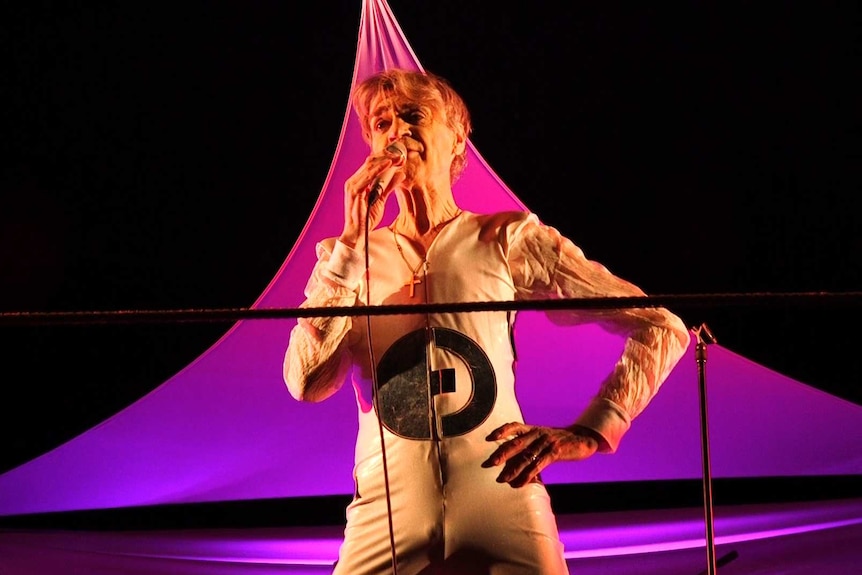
[2,499,860,574]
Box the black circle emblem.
[375,327,497,439]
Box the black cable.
[363,209,399,575]
[4,291,859,326]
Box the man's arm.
[508,214,691,451]
[283,239,364,402]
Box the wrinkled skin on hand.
[340,146,406,251]
[483,422,600,487]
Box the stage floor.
[1,498,860,574]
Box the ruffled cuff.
[573,397,632,453]
[321,240,365,288]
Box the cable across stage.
[1,291,860,327]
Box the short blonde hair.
[352,68,473,183]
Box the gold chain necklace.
[389,210,462,298]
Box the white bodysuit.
[284,210,690,575]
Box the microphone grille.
[386,142,407,164]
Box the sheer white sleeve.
[283,239,365,402]
[508,213,691,452]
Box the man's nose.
[388,118,411,142]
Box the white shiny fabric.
[284,210,690,574]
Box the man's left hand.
[482,422,599,487]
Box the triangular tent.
[0,0,859,517]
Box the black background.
[2,1,860,478]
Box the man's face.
[366,91,463,186]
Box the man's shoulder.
[469,209,536,233]
[470,209,532,227]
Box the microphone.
[368,141,407,205]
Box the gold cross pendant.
[404,274,422,298]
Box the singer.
[283,68,690,574]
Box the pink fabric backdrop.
[0,0,859,517]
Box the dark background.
[2,1,859,478]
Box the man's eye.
[374,119,390,131]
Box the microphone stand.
[695,323,718,574]
[691,323,738,575]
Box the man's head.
[353,68,472,184]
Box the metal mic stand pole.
[693,323,718,575]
